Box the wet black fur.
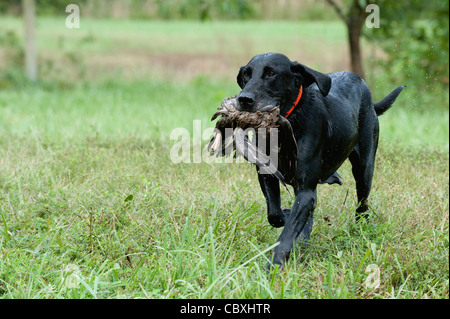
[235,52,405,270]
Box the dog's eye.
[243,71,250,78]
[267,71,276,77]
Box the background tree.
[325,0,369,78]
[325,0,449,87]
[22,0,37,81]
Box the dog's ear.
[290,62,331,97]
[237,66,246,89]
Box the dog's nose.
[238,93,255,111]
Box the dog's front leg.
[257,172,290,228]
[267,188,317,270]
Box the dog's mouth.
[257,103,280,112]
[256,97,282,112]
[236,93,282,113]
[208,95,298,188]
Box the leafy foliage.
[154,0,256,20]
[366,0,449,87]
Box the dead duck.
[208,96,298,190]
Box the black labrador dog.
[235,52,404,269]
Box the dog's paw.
[355,203,370,222]
[264,260,284,273]
[268,209,290,228]
[319,171,343,185]
[264,250,287,272]
[355,211,370,222]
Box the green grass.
[0,18,448,299]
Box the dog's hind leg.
[349,114,380,221]
[319,171,343,185]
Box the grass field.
[0,17,448,299]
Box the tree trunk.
[346,4,366,78]
[23,0,38,81]
[347,21,364,78]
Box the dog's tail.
[374,85,406,116]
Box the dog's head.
[236,52,331,115]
